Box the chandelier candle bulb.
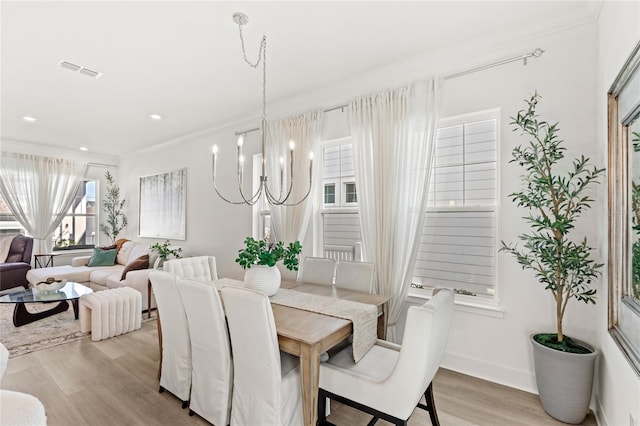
[212,145,218,178]
[309,151,314,177]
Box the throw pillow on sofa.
[121,254,149,280]
[87,248,117,267]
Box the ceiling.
[0,1,600,157]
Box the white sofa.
[26,241,157,311]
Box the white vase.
[244,265,281,296]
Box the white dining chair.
[334,260,375,293]
[0,343,47,426]
[221,286,302,426]
[176,277,232,426]
[163,256,218,283]
[318,289,454,426]
[297,256,336,286]
[149,270,191,408]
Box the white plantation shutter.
[416,110,499,298]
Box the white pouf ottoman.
[79,287,142,341]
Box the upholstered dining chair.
[318,289,454,426]
[148,270,191,409]
[175,277,232,426]
[0,343,47,426]
[162,256,218,283]
[334,260,375,293]
[297,256,336,286]
[220,286,302,426]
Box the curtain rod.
[235,47,544,136]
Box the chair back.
[221,286,283,425]
[334,260,375,293]
[5,235,33,263]
[148,270,191,402]
[389,289,454,413]
[297,256,336,285]
[176,277,232,426]
[163,256,218,283]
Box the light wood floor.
[1,320,596,426]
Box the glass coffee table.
[0,281,93,327]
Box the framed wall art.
[138,167,187,240]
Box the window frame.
[52,179,98,251]
[410,108,501,307]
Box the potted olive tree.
[236,236,301,296]
[501,93,605,424]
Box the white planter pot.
[244,265,281,296]
[531,334,599,424]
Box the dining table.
[153,278,390,426]
[276,280,389,426]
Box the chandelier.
[211,12,313,206]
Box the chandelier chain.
[238,23,267,119]
[211,13,312,207]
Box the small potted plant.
[500,93,605,424]
[236,236,302,296]
[150,240,183,269]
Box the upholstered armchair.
[0,235,34,292]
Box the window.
[412,110,499,300]
[324,184,336,204]
[53,180,97,250]
[323,142,357,207]
[318,139,362,261]
[345,182,357,204]
[0,195,25,235]
[0,180,97,249]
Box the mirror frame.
[608,39,640,377]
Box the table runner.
[270,288,377,362]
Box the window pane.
[415,210,496,297]
[324,184,336,204]
[53,180,97,249]
[345,182,357,203]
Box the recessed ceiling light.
[22,116,37,122]
[79,147,88,151]
[149,114,162,120]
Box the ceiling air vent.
[58,60,102,79]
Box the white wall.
[596,1,640,425]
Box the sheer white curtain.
[350,79,442,342]
[265,110,323,245]
[0,153,88,254]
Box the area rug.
[0,302,89,358]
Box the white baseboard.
[594,392,606,426]
[441,350,538,394]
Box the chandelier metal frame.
[211,12,313,206]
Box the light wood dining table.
[153,278,389,426]
[276,280,389,426]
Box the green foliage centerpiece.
[235,237,301,271]
[500,93,604,423]
[236,237,302,296]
